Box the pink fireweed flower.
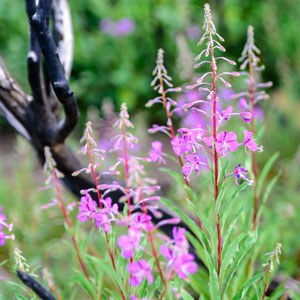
[160,227,197,280]
[206,131,239,157]
[216,131,239,156]
[94,211,114,233]
[128,260,153,286]
[149,141,166,164]
[77,193,97,222]
[226,164,253,186]
[220,106,233,121]
[0,207,14,246]
[182,153,208,180]
[177,128,205,154]
[243,130,263,152]
[118,228,142,259]
[131,213,153,231]
[0,207,13,232]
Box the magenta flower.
[128,260,153,286]
[220,106,233,121]
[149,141,165,164]
[182,153,207,180]
[118,229,142,259]
[0,207,14,246]
[225,164,253,186]
[132,214,153,231]
[243,130,263,152]
[172,253,198,280]
[77,194,97,222]
[240,111,253,123]
[160,227,197,280]
[215,131,239,157]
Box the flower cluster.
[160,228,197,280]
[171,4,263,185]
[77,193,118,233]
[0,206,14,246]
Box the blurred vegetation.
[0,0,299,297]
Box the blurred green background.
[0,0,299,155]
[0,0,299,297]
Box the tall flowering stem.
[202,4,222,276]
[148,49,204,229]
[44,147,90,281]
[133,162,168,299]
[75,122,126,300]
[189,3,240,276]
[239,26,271,228]
[149,49,189,187]
[112,103,138,218]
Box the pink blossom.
[77,194,97,222]
[215,131,239,157]
[220,106,233,121]
[227,164,253,186]
[128,260,153,286]
[240,111,253,123]
[243,130,263,152]
[0,207,14,246]
[149,141,165,164]
[160,227,197,279]
[182,154,207,180]
[118,229,142,259]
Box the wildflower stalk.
[239,26,270,228]
[204,3,223,276]
[139,185,168,299]
[246,26,259,228]
[151,49,203,229]
[78,122,126,300]
[121,115,132,219]
[44,147,90,282]
[155,49,190,188]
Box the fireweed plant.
[1,4,286,300]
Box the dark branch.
[17,270,56,300]
[28,0,78,143]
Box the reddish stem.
[248,57,259,229]
[85,142,126,300]
[141,195,168,299]
[52,170,91,281]
[210,41,223,276]
[121,122,132,219]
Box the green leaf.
[221,230,258,297]
[160,197,220,299]
[73,271,97,300]
[221,182,248,227]
[222,205,244,250]
[97,260,127,298]
[257,174,280,222]
[257,152,279,196]
[232,272,263,300]
[220,232,247,279]
[181,289,195,300]
[189,268,210,299]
